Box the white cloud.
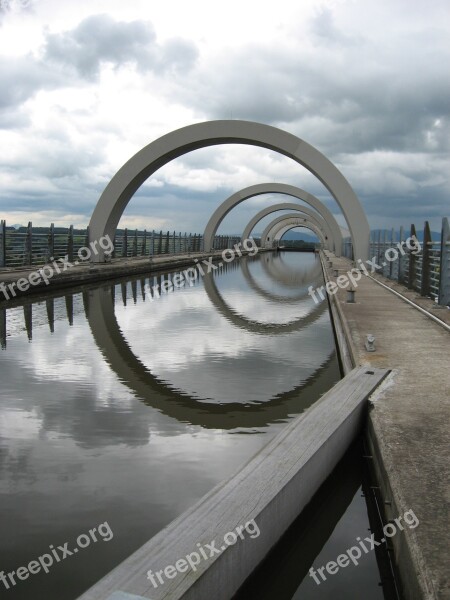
[0,0,449,233]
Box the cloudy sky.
[0,0,448,235]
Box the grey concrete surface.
[322,251,450,600]
[0,250,264,302]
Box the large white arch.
[88,121,369,262]
[204,183,343,256]
[241,202,335,252]
[262,214,328,249]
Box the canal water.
[0,251,388,599]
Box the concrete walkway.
[323,251,450,600]
[0,249,266,303]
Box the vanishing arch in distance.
[204,183,343,255]
[241,202,336,252]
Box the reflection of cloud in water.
[116,278,334,403]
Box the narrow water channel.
[0,251,389,599]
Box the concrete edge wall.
[365,419,434,600]
[319,251,355,374]
[77,366,389,600]
[0,249,269,303]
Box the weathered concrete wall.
[77,366,388,600]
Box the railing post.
[421,221,431,297]
[0,307,6,349]
[123,228,128,258]
[141,230,147,256]
[165,230,170,254]
[132,229,138,256]
[25,221,33,266]
[47,223,54,263]
[438,217,450,306]
[389,228,395,279]
[67,225,74,262]
[408,224,417,290]
[158,230,163,254]
[151,230,155,256]
[398,226,404,283]
[0,220,6,268]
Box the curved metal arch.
[262,214,328,248]
[276,224,322,244]
[268,219,326,248]
[241,202,335,251]
[88,120,369,262]
[204,183,343,255]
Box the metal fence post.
[165,231,170,254]
[438,217,450,306]
[421,221,431,297]
[25,221,33,266]
[141,230,147,255]
[132,229,138,256]
[85,226,90,256]
[46,223,54,262]
[398,226,404,283]
[408,224,417,290]
[67,225,74,262]
[123,229,128,258]
[0,220,6,268]
[389,228,395,279]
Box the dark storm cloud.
[179,10,449,157]
[43,14,198,80]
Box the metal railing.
[0,221,251,269]
[341,218,450,307]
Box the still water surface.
[0,251,384,599]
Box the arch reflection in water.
[85,252,339,430]
[257,252,323,295]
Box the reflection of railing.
[0,220,254,267]
[341,218,450,306]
